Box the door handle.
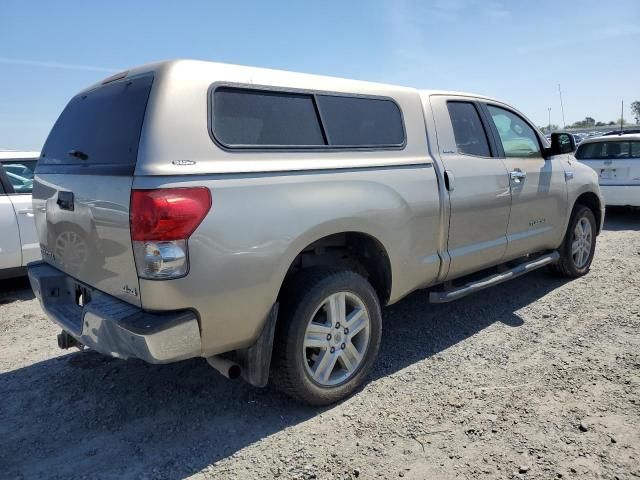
[510,170,527,183]
[444,170,455,191]
[18,209,34,214]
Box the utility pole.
[620,100,624,131]
[548,107,552,133]
[558,84,566,128]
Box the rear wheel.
[272,268,382,405]
[550,205,597,278]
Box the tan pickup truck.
[28,60,604,404]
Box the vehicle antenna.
[620,100,624,133]
[558,84,566,128]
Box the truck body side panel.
[133,165,441,356]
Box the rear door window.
[40,74,153,167]
[446,102,491,157]
[1,160,37,193]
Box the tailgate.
[33,73,154,306]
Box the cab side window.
[487,105,541,158]
[447,102,491,157]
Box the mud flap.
[236,303,279,387]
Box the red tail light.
[130,188,212,242]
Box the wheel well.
[279,232,392,305]
[575,192,602,234]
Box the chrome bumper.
[28,262,202,364]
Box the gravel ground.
[1,208,638,480]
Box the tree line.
[540,100,640,132]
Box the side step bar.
[429,251,560,304]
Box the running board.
[429,251,560,304]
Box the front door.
[430,96,512,279]
[482,104,568,260]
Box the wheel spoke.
[346,309,367,337]
[574,223,583,239]
[327,293,346,326]
[304,322,332,349]
[313,349,338,383]
[572,239,581,255]
[342,342,362,372]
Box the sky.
[1,0,639,150]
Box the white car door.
[1,159,40,266]
[0,184,22,269]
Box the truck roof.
[86,59,496,102]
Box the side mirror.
[547,132,576,156]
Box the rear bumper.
[28,262,202,363]
[600,185,640,207]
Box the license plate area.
[600,169,616,180]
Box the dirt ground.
[1,208,638,480]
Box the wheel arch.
[276,230,393,306]
[574,191,603,234]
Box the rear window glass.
[447,102,491,157]
[212,86,405,149]
[213,88,325,146]
[40,74,153,165]
[316,95,404,146]
[1,160,37,193]
[576,141,640,159]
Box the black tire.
[271,268,382,406]
[549,205,597,278]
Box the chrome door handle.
[18,209,34,214]
[510,170,527,182]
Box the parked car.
[575,133,640,206]
[0,151,40,279]
[573,134,583,146]
[28,60,604,405]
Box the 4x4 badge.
[122,285,138,297]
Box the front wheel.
[549,205,597,278]
[271,269,382,405]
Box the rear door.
[33,74,154,306]
[1,159,40,265]
[429,95,512,279]
[482,104,568,259]
[0,173,21,269]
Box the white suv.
[575,133,640,207]
[0,151,41,279]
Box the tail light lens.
[130,188,211,279]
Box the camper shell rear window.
[39,74,154,168]
[210,85,405,150]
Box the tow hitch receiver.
[57,330,83,350]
